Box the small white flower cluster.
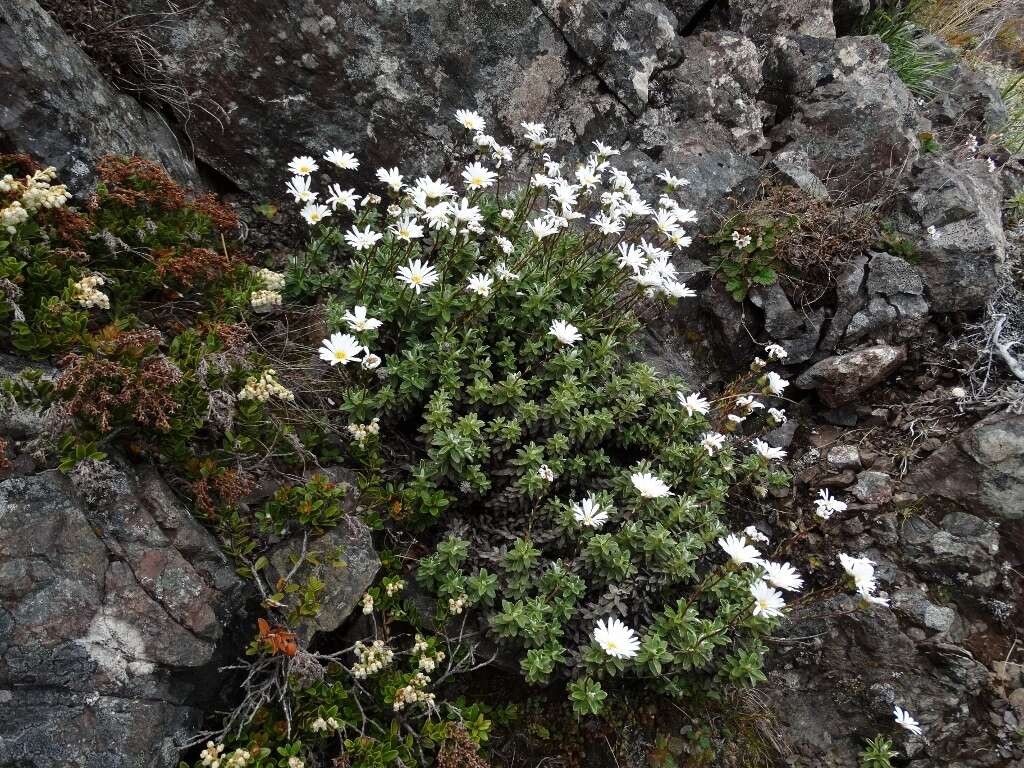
[839,553,889,606]
[447,593,468,615]
[717,532,806,619]
[255,267,286,291]
[250,288,282,313]
[310,715,341,732]
[0,201,28,233]
[239,369,294,402]
[416,647,446,673]
[352,639,394,679]
[392,671,435,712]
[200,742,252,768]
[360,592,374,614]
[0,167,70,233]
[731,230,752,249]
[384,577,405,596]
[813,488,847,520]
[72,274,110,309]
[537,463,555,482]
[347,418,380,446]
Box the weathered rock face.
[536,0,681,116]
[0,0,200,190]
[110,0,632,195]
[767,596,992,768]
[897,156,1007,312]
[909,410,1024,521]
[0,462,243,768]
[770,36,922,201]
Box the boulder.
[795,343,907,407]
[0,463,243,768]
[749,283,824,364]
[769,36,922,201]
[766,595,991,767]
[101,0,630,197]
[897,157,1006,312]
[729,0,836,42]
[536,0,681,115]
[843,251,929,345]
[0,0,199,190]
[268,515,380,637]
[908,410,1024,521]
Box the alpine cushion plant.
[275,112,812,715]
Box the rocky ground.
[1,0,1023,766]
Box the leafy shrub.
[262,114,802,729]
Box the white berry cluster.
[239,369,294,402]
[200,742,252,768]
[0,167,70,233]
[250,288,283,313]
[347,417,380,446]
[447,593,468,615]
[352,639,394,679]
[360,592,374,614]
[71,274,110,309]
[255,267,286,291]
[392,671,435,712]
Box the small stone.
[827,444,861,471]
[1008,688,1024,718]
[851,470,895,506]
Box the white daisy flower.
[593,617,640,659]
[572,496,609,529]
[396,259,440,293]
[677,391,710,417]
[288,155,318,176]
[893,705,922,736]
[343,306,383,332]
[324,149,359,170]
[630,472,673,499]
[548,319,582,346]
[750,580,786,618]
[718,533,762,566]
[319,332,363,366]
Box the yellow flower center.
[411,274,423,284]
[334,350,348,361]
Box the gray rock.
[770,36,922,202]
[820,254,868,354]
[652,32,769,157]
[842,251,929,345]
[898,156,1006,312]
[268,515,379,637]
[99,0,629,197]
[795,344,907,407]
[892,589,959,636]
[749,284,824,364]
[537,0,681,115]
[908,410,1024,520]
[729,0,835,42]
[0,464,242,768]
[851,470,895,506]
[766,595,991,767]
[827,444,862,472]
[771,148,831,199]
[0,0,199,190]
